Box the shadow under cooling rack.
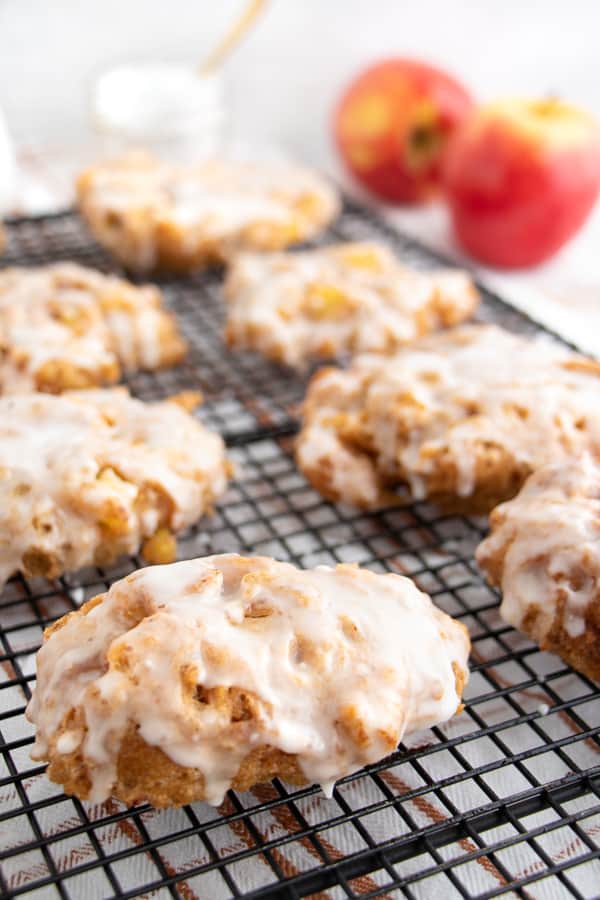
[0,204,599,900]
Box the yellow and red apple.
[444,98,600,267]
[334,58,474,203]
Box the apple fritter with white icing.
[224,242,478,369]
[477,454,600,680]
[27,553,470,807]
[77,152,340,273]
[0,262,186,393]
[296,324,600,511]
[0,389,227,587]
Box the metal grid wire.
[0,205,599,900]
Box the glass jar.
[0,105,16,214]
[91,62,229,162]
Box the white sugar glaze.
[476,454,600,640]
[0,262,183,391]
[27,554,470,805]
[297,325,600,506]
[224,243,478,369]
[0,390,227,587]
[78,153,340,271]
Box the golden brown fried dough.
[27,554,470,807]
[477,454,600,680]
[0,262,186,393]
[224,242,478,369]
[0,389,227,587]
[77,152,340,273]
[296,325,600,512]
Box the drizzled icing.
[26,553,470,805]
[224,243,478,369]
[476,454,600,640]
[0,389,227,587]
[297,325,600,507]
[0,262,185,392]
[77,152,340,272]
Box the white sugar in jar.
[91,63,228,161]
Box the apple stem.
[530,97,565,118]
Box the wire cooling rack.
[0,205,599,900]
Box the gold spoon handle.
[200,0,267,75]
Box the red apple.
[444,98,600,267]
[334,58,474,203]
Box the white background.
[1,0,599,347]
[1,0,599,164]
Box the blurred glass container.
[91,63,228,162]
[0,105,16,214]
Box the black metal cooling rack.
[0,204,599,900]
